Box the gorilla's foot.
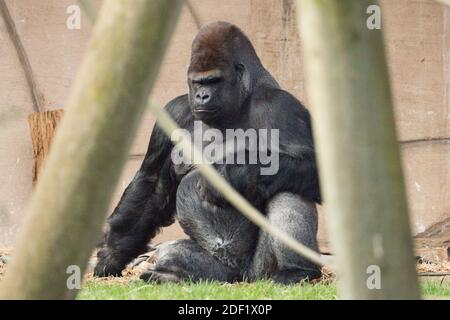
[271,269,322,285]
[139,239,241,283]
[140,269,184,283]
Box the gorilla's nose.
[195,90,211,105]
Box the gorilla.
[94,21,322,284]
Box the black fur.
[94,21,321,283]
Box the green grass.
[77,279,450,300]
[421,280,450,299]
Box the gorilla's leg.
[176,171,259,271]
[248,193,321,284]
[141,170,258,282]
[140,239,240,283]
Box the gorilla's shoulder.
[164,94,189,113]
[249,87,310,124]
[251,87,307,112]
[163,94,193,127]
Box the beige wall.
[0,0,449,249]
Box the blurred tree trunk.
[297,0,420,299]
[0,0,182,300]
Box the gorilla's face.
[188,64,245,125]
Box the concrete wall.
[0,0,449,250]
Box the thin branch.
[0,0,43,113]
[400,136,450,145]
[185,0,202,30]
[78,0,97,24]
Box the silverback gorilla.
[94,21,322,284]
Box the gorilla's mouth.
[193,107,217,114]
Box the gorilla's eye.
[192,76,223,85]
[235,64,246,80]
[235,63,245,73]
[205,76,223,85]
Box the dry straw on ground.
[1,247,449,285]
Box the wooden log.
[28,110,64,185]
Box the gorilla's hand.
[196,173,229,208]
[196,164,264,208]
[93,247,126,277]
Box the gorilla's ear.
[236,63,251,93]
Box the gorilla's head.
[187,22,266,126]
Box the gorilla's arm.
[198,89,321,209]
[94,95,190,277]
[257,90,321,202]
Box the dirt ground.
[0,247,10,279]
[1,246,449,285]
